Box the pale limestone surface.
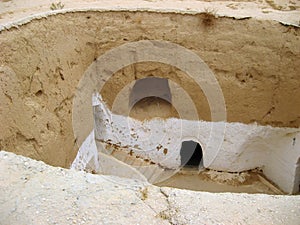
[0,0,299,27]
[1,151,300,225]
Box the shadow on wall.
[295,157,300,194]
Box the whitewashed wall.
[72,93,300,194]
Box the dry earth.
[0,0,299,26]
[1,151,300,225]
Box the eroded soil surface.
[1,151,300,225]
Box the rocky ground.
[0,0,299,27]
[1,151,299,225]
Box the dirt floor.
[157,168,283,194]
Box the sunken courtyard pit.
[0,0,300,208]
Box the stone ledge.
[0,150,299,225]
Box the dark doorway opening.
[180,141,203,167]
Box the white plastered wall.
[72,93,300,194]
[263,132,300,194]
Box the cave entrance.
[180,141,203,167]
[129,77,172,108]
[128,77,179,120]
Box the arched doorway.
[128,77,178,120]
[129,77,172,108]
[180,140,203,167]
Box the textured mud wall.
[0,11,299,167]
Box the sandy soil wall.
[0,11,299,167]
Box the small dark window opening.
[180,141,203,167]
